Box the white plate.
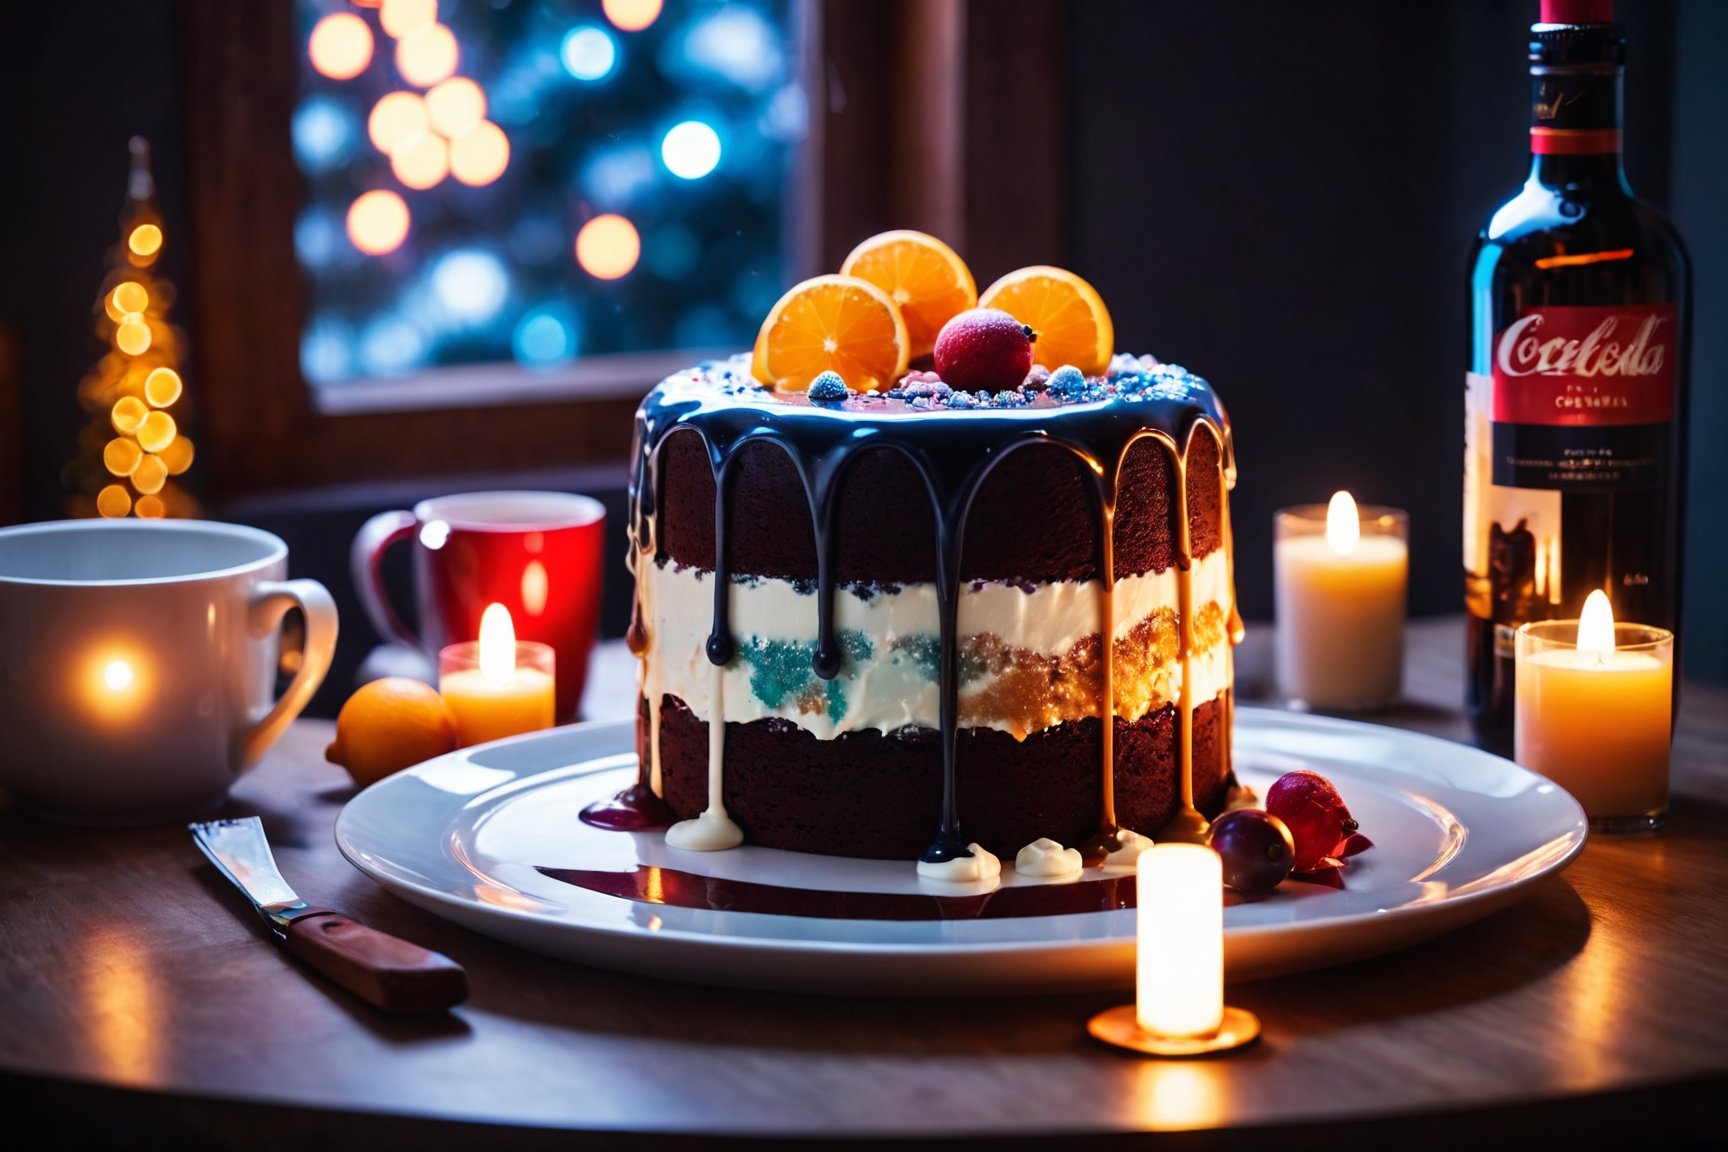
[335,708,1587,996]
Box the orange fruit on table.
[752,274,909,393]
[839,230,976,360]
[326,676,460,787]
[977,265,1114,377]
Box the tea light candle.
[1274,492,1408,711]
[1515,590,1673,833]
[1086,843,1259,1057]
[439,603,555,747]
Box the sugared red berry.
[1265,769,1360,873]
[933,308,1035,392]
[807,370,848,401]
[1207,809,1295,895]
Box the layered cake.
[592,233,1239,875]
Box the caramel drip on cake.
[597,363,1236,859]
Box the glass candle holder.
[438,639,556,748]
[1515,619,1673,834]
[1272,499,1409,712]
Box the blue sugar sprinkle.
[948,391,977,409]
[1047,365,1087,398]
[807,370,849,401]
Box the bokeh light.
[116,316,152,356]
[603,0,663,34]
[426,76,486,137]
[111,396,148,434]
[448,120,509,186]
[144,367,182,408]
[391,131,449,189]
[134,495,166,519]
[513,305,579,366]
[103,438,143,477]
[159,436,195,476]
[679,7,781,91]
[575,214,640,280]
[431,249,509,322]
[397,24,459,88]
[380,0,437,40]
[136,411,176,454]
[582,145,656,207]
[128,225,163,258]
[358,315,428,376]
[561,26,618,82]
[661,120,721,179]
[97,485,132,519]
[292,98,359,172]
[131,453,169,496]
[301,317,355,383]
[309,13,374,81]
[111,282,148,316]
[346,190,411,255]
[368,91,429,154]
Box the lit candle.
[1137,843,1223,1039]
[1273,491,1408,711]
[438,603,556,747]
[1515,590,1673,832]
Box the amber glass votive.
[1515,619,1673,834]
[438,640,556,747]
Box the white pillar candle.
[1515,590,1672,830]
[1136,843,1223,1040]
[439,603,556,747]
[1274,492,1408,711]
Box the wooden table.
[3,618,1726,1149]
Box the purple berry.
[1207,809,1296,895]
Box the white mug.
[0,520,338,824]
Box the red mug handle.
[351,510,421,651]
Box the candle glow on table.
[1515,590,1673,832]
[1136,843,1223,1040]
[438,603,555,747]
[1274,492,1408,711]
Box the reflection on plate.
[335,708,1587,996]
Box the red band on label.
[1492,305,1677,426]
[1530,127,1623,155]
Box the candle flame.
[103,659,134,692]
[1578,589,1615,662]
[478,602,516,682]
[1324,490,1359,555]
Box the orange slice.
[752,274,909,393]
[839,230,976,360]
[977,266,1114,376]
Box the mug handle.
[243,579,339,767]
[351,510,421,651]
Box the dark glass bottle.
[1464,0,1690,756]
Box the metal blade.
[189,817,307,927]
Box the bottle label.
[1487,304,1675,491]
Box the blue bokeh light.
[513,304,580,367]
[358,316,428,377]
[301,317,353,384]
[294,210,342,270]
[582,144,657,207]
[676,7,783,92]
[561,25,618,82]
[292,98,357,173]
[431,249,511,323]
[661,120,722,180]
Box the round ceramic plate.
[335,708,1587,996]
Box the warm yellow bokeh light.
[134,495,167,519]
[111,281,148,316]
[449,120,509,186]
[103,659,135,692]
[137,411,176,454]
[603,0,663,33]
[116,316,152,356]
[390,131,449,190]
[158,436,195,476]
[131,454,168,496]
[425,76,486,138]
[380,0,437,39]
[396,23,459,88]
[367,90,428,155]
[97,485,132,518]
[308,12,374,80]
[575,213,641,280]
[128,224,163,257]
[111,396,148,434]
[346,190,411,255]
[103,438,143,477]
[144,367,182,408]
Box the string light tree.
[67,137,197,520]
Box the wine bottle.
[1464,0,1690,756]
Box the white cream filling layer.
[640,550,1232,739]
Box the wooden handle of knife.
[284,910,468,1014]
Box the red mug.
[352,491,605,722]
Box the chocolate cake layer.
[654,693,1231,860]
[656,424,1224,586]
